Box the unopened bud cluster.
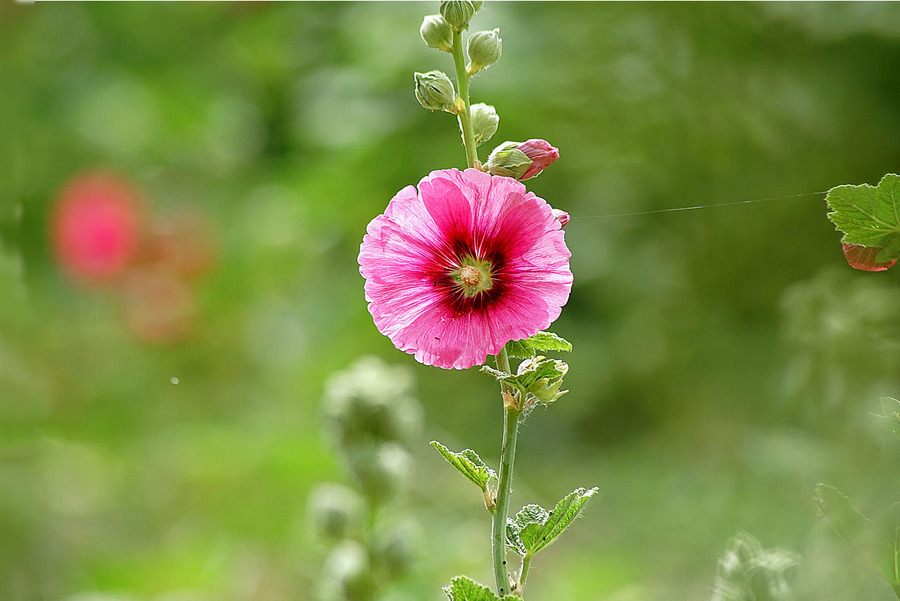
[311,356,423,601]
[417,1,505,152]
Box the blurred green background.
[3,2,900,600]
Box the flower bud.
[440,0,477,31]
[520,356,568,405]
[552,208,570,228]
[414,70,460,114]
[467,28,502,74]
[517,139,560,179]
[469,103,499,147]
[307,483,364,542]
[484,141,532,179]
[322,541,375,601]
[349,443,413,504]
[420,14,453,53]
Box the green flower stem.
[491,344,520,597]
[451,29,479,169]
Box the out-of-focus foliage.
[2,2,900,600]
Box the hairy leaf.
[430,441,497,493]
[442,575,518,601]
[826,173,900,269]
[506,331,573,359]
[508,487,598,557]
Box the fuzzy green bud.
[349,443,413,504]
[440,0,477,31]
[307,483,364,542]
[516,356,568,406]
[414,70,460,114]
[420,14,453,53]
[484,141,532,179]
[469,103,499,147]
[322,541,375,601]
[466,28,502,75]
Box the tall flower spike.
[359,168,572,370]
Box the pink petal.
[358,168,573,370]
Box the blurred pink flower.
[359,168,572,370]
[51,173,143,284]
[841,242,897,272]
[518,139,559,179]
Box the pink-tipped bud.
[518,139,559,179]
[552,209,570,228]
[841,243,897,272]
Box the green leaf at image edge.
[506,331,573,359]
[826,173,900,257]
[443,575,519,601]
[430,441,497,493]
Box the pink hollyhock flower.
[51,173,143,285]
[841,242,897,272]
[359,168,573,370]
[518,139,559,180]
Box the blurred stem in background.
[310,357,423,601]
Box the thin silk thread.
[572,191,828,221]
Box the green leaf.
[826,173,900,254]
[430,441,497,493]
[506,331,573,359]
[505,518,526,556]
[875,397,900,439]
[507,487,598,557]
[814,484,872,546]
[442,576,518,601]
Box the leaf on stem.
[506,331,573,359]
[506,487,598,558]
[442,575,519,601]
[826,173,900,270]
[430,441,498,493]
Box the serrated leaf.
[431,441,497,493]
[506,518,526,556]
[826,173,900,269]
[814,484,872,545]
[506,331,573,359]
[442,575,518,601]
[514,357,567,389]
[510,487,598,558]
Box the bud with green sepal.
[481,355,569,413]
[468,103,499,147]
[486,139,559,180]
[440,0,478,32]
[467,29,502,75]
[484,141,532,179]
[420,14,454,53]
[414,70,462,114]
